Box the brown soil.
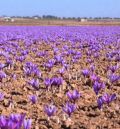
[0,27,120,129]
[0,19,120,26]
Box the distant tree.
[62,17,67,20]
[42,15,59,20]
[114,17,120,19]
[72,17,76,20]
[89,17,93,19]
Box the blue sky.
[0,0,120,17]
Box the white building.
[3,17,15,22]
[81,18,87,22]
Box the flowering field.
[0,26,120,129]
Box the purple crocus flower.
[16,56,26,62]
[36,51,46,57]
[0,51,9,57]
[28,79,39,90]
[6,58,13,67]
[7,120,18,129]
[9,114,20,123]
[51,77,63,87]
[21,50,29,56]
[102,93,116,105]
[46,63,53,69]
[72,58,77,63]
[0,113,27,129]
[44,104,56,117]
[82,69,90,77]
[59,67,65,75]
[93,81,105,95]
[29,95,37,104]
[66,90,81,101]
[90,74,100,82]
[62,102,76,117]
[8,116,20,129]
[94,53,99,58]
[0,71,6,82]
[23,119,32,129]
[108,65,118,73]
[33,69,41,78]
[97,93,116,109]
[0,92,4,101]
[10,113,26,128]
[0,63,6,70]
[48,59,56,65]
[63,63,68,70]
[87,58,93,64]
[115,56,120,61]
[24,62,40,77]
[97,96,104,109]
[54,55,63,63]
[0,115,7,128]
[108,74,120,83]
[44,78,51,88]
[90,64,95,72]
[24,68,31,76]
[53,48,59,55]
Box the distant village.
[0,15,120,23]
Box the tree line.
[2,15,120,20]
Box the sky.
[0,0,120,18]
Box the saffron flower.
[0,63,6,70]
[97,93,116,109]
[6,58,13,67]
[108,74,120,83]
[0,71,6,82]
[62,102,76,117]
[102,93,116,105]
[16,56,26,62]
[24,62,40,77]
[44,77,63,88]
[51,77,63,87]
[0,92,4,101]
[28,79,39,90]
[44,78,52,88]
[93,81,105,95]
[0,113,32,129]
[66,90,81,101]
[90,74,100,82]
[44,104,56,117]
[82,69,90,77]
[23,119,32,129]
[97,96,104,109]
[59,67,65,75]
[108,65,118,73]
[29,95,37,104]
